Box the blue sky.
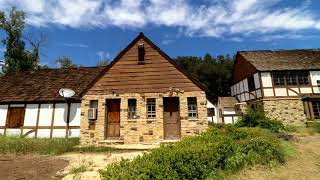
[0,0,320,67]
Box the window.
[286,72,297,85]
[297,71,309,85]
[138,43,145,64]
[312,101,320,120]
[207,108,215,116]
[147,98,156,119]
[90,100,98,109]
[128,99,137,119]
[272,71,310,86]
[272,72,286,86]
[248,76,255,91]
[6,107,25,128]
[187,97,198,118]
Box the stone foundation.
[261,98,307,124]
[80,91,208,146]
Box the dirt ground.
[0,135,319,180]
[59,151,144,180]
[0,155,69,180]
[228,135,320,180]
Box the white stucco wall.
[24,104,38,126]
[310,71,320,93]
[0,105,8,126]
[0,105,8,135]
[69,103,81,126]
[0,102,81,138]
[261,72,273,87]
[38,104,54,126]
[231,72,261,102]
[207,100,218,123]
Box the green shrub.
[100,126,287,179]
[236,108,285,133]
[314,122,320,133]
[0,136,79,155]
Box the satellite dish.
[59,88,75,98]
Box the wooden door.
[163,97,180,140]
[105,99,120,139]
[6,107,25,128]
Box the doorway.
[105,99,120,139]
[163,97,180,140]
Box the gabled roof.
[81,32,207,95]
[218,96,238,107]
[0,67,105,103]
[238,49,320,71]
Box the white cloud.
[257,33,320,42]
[96,51,111,60]
[0,0,320,38]
[230,37,243,42]
[62,43,88,48]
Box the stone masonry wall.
[261,98,307,124]
[80,91,208,146]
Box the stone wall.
[80,91,208,146]
[261,98,307,124]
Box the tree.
[96,59,111,66]
[24,32,48,62]
[175,54,234,99]
[55,56,78,68]
[0,7,39,74]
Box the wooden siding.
[232,53,258,85]
[87,38,202,94]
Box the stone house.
[80,32,208,145]
[230,49,320,124]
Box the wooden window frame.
[128,99,137,119]
[312,101,320,120]
[248,76,255,92]
[90,100,98,109]
[138,43,145,64]
[207,108,215,116]
[147,98,156,119]
[187,97,198,119]
[272,71,286,86]
[272,70,310,87]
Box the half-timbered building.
[0,67,104,138]
[231,49,320,124]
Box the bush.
[313,122,320,133]
[0,136,79,155]
[100,126,287,179]
[236,108,285,133]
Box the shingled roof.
[218,97,238,107]
[0,67,105,103]
[238,49,320,71]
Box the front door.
[105,99,120,139]
[163,97,180,140]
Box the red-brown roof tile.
[0,67,105,103]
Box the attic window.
[138,43,145,64]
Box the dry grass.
[226,135,320,180]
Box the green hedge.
[100,126,286,179]
[236,108,285,133]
